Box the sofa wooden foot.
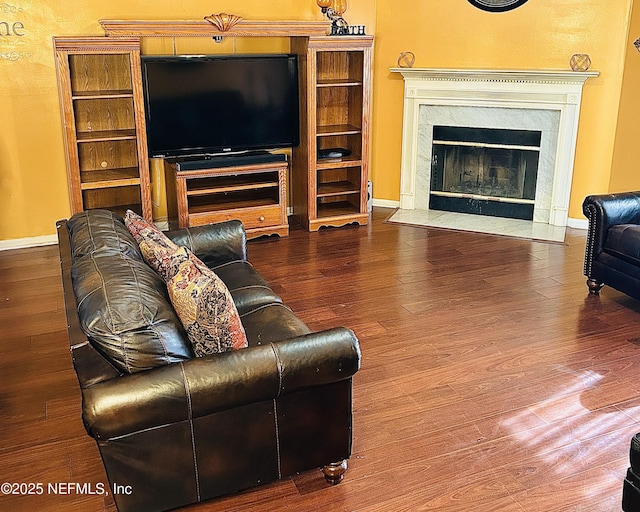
[322,460,347,485]
[587,278,604,294]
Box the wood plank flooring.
[1,207,639,511]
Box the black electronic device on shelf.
[174,150,287,171]
[318,147,352,160]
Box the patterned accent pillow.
[166,246,248,355]
[124,210,182,281]
[124,210,247,355]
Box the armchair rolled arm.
[82,328,360,440]
[583,192,640,277]
[166,219,247,267]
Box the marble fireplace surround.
[391,68,598,231]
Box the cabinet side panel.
[54,47,83,214]
[129,49,152,220]
[291,37,313,228]
[359,45,373,214]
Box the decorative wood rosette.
[204,12,243,32]
[467,0,529,12]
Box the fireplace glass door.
[430,126,541,220]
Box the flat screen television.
[141,54,300,158]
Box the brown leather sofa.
[57,209,361,512]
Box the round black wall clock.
[467,0,529,12]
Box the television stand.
[165,159,289,239]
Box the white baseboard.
[372,198,400,209]
[567,217,588,230]
[0,234,58,251]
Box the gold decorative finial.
[204,12,243,32]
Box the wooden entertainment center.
[54,18,373,237]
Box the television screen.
[141,54,300,158]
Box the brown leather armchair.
[57,210,361,512]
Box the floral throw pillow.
[124,210,248,355]
[124,210,182,281]
[166,246,248,355]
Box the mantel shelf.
[99,19,332,38]
[389,67,599,85]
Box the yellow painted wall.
[0,0,374,241]
[609,2,640,192]
[371,0,633,220]
[0,0,636,241]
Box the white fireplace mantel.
[391,67,598,227]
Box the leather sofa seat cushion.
[212,261,283,315]
[72,252,193,373]
[241,303,311,347]
[604,224,640,267]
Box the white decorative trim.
[0,234,58,251]
[391,68,598,228]
[390,68,598,85]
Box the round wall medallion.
[467,0,529,12]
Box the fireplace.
[391,68,598,230]
[430,126,541,220]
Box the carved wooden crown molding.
[99,18,331,38]
[53,36,141,53]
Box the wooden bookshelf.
[54,37,152,220]
[291,36,373,231]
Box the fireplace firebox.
[429,126,541,220]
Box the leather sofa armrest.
[81,328,360,440]
[165,220,247,267]
[583,192,640,277]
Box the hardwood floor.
[1,207,639,511]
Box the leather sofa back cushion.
[67,210,193,373]
[66,210,142,261]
